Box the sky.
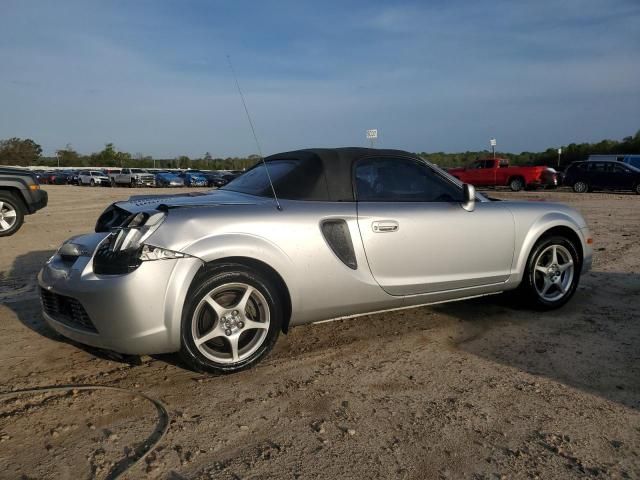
[1,0,639,157]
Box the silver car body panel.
[38,166,593,356]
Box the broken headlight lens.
[139,245,190,262]
[110,211,166,252]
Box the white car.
[79,171,111,187]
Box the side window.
[354,157,463,202]
[612,164,628,173]
[589,162,606,173]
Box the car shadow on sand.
[4,250,639,410]
[431,270,640,411]
[1,249,144,365]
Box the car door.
[119,168,130,183]
[463,161,488,186]
[355,156,515,296]
[587,162,607,188]
[608,163,634,190]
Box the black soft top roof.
[262,147,420,202]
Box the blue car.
[155,171,185,187]
[179,171,208,187]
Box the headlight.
[111,212,166,252]
[139,245,190,261]
[93,211,190,275]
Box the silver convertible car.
[39,148,593,373]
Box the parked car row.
[33,168,242,188]
[448,156,640,194]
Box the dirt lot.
[0,185,639,480]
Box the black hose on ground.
[0,384,171,480]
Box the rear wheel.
[519,235,580,309]
[0,192,25,237]
[573,181,588,193]
[509,177,524,192]
[180,265,282,374]
[634,183,640,195]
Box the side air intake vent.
[321,219,357,270]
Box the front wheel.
[519,235,580,309]
[634,183,640,195]
[180,265,282,374]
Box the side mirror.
[462,184,476,212]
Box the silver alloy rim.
[511,179,522,190]
[191,282,270,364]
[0,201,17,232]
[574,182,587,193]
[533,244,574,302]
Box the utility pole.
[557,148,562,168]
[366,129,378,148]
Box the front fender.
[181,233,300,320]
[510,211,588,284]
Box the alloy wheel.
[191,282,270,364]
[0,201,18,233]
[573,181,587,193]
[533,244,574,302]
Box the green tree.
[0,137,43,166]
[177,155,191,169]
[55,144,81,167]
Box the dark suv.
[564,160,640,194]
[0,167,48,236]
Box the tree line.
[1,130,639,170]
[421,129,640,168]
[0,140,260,170]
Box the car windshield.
[131,169,145,173]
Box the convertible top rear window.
[222,159,328,200]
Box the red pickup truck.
[448,158,547,191]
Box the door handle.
[372,220,399,233]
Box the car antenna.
[226,54,282,211]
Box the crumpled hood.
[118,189,265,212]
[95,189,268,232]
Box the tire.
[634,183,640,195]
[111,178,116,187]
[0,192,25,237]
[573,181,588,193]
[180,264,282,374]
[130,179,136,188]
[509,177,524,192]
[90,179,95,187]
[518,235,580,310]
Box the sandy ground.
[0,185,638,480]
